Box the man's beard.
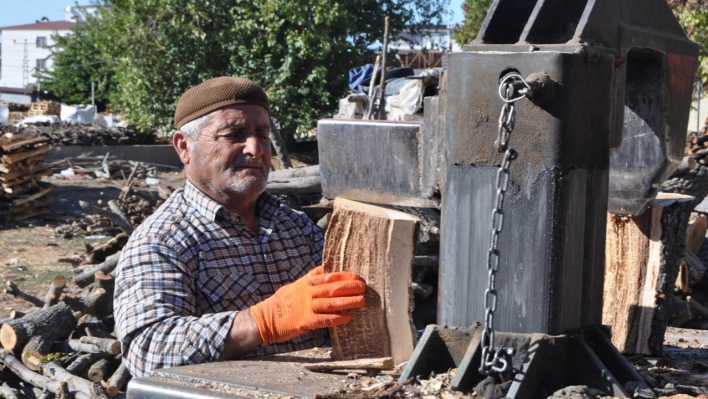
[219,155,269,198]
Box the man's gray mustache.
[230,156,266,170]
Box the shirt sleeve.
[114,233,237,378]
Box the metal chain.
[479,74,529,377]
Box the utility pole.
[13,39,29,88]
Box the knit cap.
[174,76,270,129]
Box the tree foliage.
[668,0,708,87]
[44,0,447,138]
[37,24,115,109]
[452,0,491,46]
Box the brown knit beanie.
[174,76,270,129]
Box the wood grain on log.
[303,357,394,371]
[1,145,50,165]
[603,193,694,355]
[686,214,708,255]
[43,275,67,309]
[323,198,418,364]
[684,248,707,285]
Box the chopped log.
[78,337,120,355]
[4,281,44,308]
[105,362,129,397]
[107,201,133,236]
[0,350,90,399]
[41,362,94,397]
[688,296,708,319]
[88,358,113,383]
[0,382,17,399]
[266,176,322,195]
[52,340,104,354]
[686,214,708,255]
[63,288,110,317]
[303,357,394,371]
[683,248,707,285]
[74,253,120,288]
[268,165,320,180]
[603,193,694,355]
[670,298,692,320]
[11,303,78,370]
[118,163,140,202]
[1,145,50,165]
[11,184,53,207]
[43,275,67,309]
[322,198,419,364]
[82,233,128,265]
[66,352,107,375]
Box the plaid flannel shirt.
[114,181,325,378]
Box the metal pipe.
[377,16,390,120]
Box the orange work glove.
[250,266,366,344]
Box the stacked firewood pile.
[670,213,708,329]
[686,130,708,166]
[1,103,30,126]
[0,131,53,221]
[27,101,61,117]
[1,123,157,146]
[0,237,130,398]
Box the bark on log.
[82,233,128,266]
[41,362,94,397]
[43,275,67,309]
[303,357,394,371]
[0,382,17,399]
[53,340,111,355]
[684,248,707,285]
[12,303,78,370]
[323,198,419,364]
[73,314,111,339]
[88,358,112,383]
[78,202,134,237]
[266,176,321,195]
[107,201,133,237]
[74,254,120,289]
[4,281,44,308]
[688,296,708,319]
[670,298,692,320]
[105,362,129,397]
[0,303,76,355]
[65,353,106,375]
[269,165,319,180]
[78,337,120,355]
[55,381,69,399]
[0,350,90,399]
[603,193,694,355]
[62,288,109,317]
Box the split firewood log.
[43,275,67,309]
[104,361,129,397]
[0,350,90,399]
[3,281,44,308]
[78,337,120,355]
[74,253,120,288]
[0,303,77,370]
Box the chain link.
[479,74,528,377]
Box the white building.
[388,25,461,69]
[0,19,77,92]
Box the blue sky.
[0,0,466,30]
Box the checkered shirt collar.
[182,180,280,223]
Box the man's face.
[180,104,272,206]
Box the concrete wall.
[0,92,31,104]
[1,28,71,88]
[46,145,183,169]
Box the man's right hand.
[249,266,366,344]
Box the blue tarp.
[348,65,415,94]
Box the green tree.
[37,21,115,110]
[668,0,708,88]
[55,0,446,139]
[452,0,492,46]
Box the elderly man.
[114,77,366,378]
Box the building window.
[36,59,46,71]
[36,37,47,48]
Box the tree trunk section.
[322,197,419,364]
[603,193,694,355]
